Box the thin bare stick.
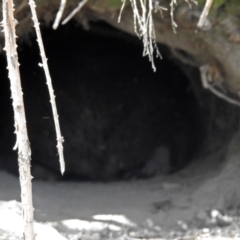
[118,0,127,23]
[200,65,240,107]
[208,86,240,107]
[119,0,161,72]
[200,65,210,89]
[53,0,67,30]
[2,0,34,239]
[170,0,178,33]
[154,2,168,19]
[62,0,88,25]
[119,0,198,71]
[184,0,198,9]
[28,0,65,174]
[197,0,213,29]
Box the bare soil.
[1,134,240,239]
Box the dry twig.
[119,0,198,71]
[197,0,214,29]
[170,0,178,33]
[29,0,65,174]
[53,0,67,29]
[200,65,240,107]
[119,0,162,72]
[62,0,88,25]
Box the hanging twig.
[118,0,127,23]
[53,0,67,30]
[197,0,214,29]
[119,0,161,72]
[185,0,198,9]
[170,0,178,33]
[28,0,65,174]
[200,65,240,107]
[62,0,88,25]
[119,0,196,72]
[2,0,35,239]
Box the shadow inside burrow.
[0,20,238,182]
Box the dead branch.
[29,0,65,174]
[62,0,88,25]
[197,0,213,29]
[2,0,34,239]
[53,0,67,30]
[170,0,178,33]
[119,0,161,72]
[200,65,240,107]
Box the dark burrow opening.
[0,21,239,181]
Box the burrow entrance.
[0,21,238,181]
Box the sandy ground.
[1,134,240,239]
